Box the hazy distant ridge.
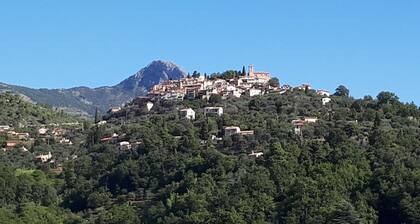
[0,60,186,116]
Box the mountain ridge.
[0,60,187,117]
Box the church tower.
[248,65,255,78]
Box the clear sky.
[0,1,419,104]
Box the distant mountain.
[0,60,187,117]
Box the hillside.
[0,92,85,167]
[0,93,87,223]
[0,75,419,223]
[0,60,187,117]
[0,92,79,127]
[62,86,419,223]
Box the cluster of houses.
[179,106,225,120]
[144,64,333,110]
[107,97,155,118]
[177,105,261,156]
[179,106,255,136]
[0,123,81,164]
[38,126,73,145]
[106,65,333,122]
[179,106,224,121]
[148,65,274,100]
[316,89,332,105]
[0,125,33,151]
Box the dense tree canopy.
[0,86,419,223]
[334,85,350,97]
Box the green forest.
[0,83,419,223]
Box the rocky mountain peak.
[117,60,187,92]
[0,60,188,116]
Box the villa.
[204,107,224,116]
[180,108,196,120]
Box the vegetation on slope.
[0,92,79,127]
[0,83,419,223]
[65,86,419,223]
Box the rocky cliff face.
[0,60,187,117]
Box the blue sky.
[0,1,419,104]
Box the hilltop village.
[149,65,273,100]
[104,65,334,156]
[1,65,334,163]
[0,66,419,223]
[146,65,331,103]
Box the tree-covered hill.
[0,93,88,223]
[62,86,420,223]
[0,92,79,127]
[0,85,419,223]
[0,92,88,168]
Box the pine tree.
[374,112,381,128]
[242,66,246,76]
[200,119,210,140]
[94,107,99,124]
[92,107,101,145]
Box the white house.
[38,128,48,135]
[240,130,255,136]
[249,150,264,158]
[97,121,107,126]
[119,141,132,150]
[163,92,185,100]
[36,152,52,163]
[59,138,73,145]
[317,89,331,97]
[224,126,241,137]
[294,127,302,135]
[146,102,154,111]
[108,107,122,114]
[322,97,331,105]
[304,117,318,123]
[0,125,11,131]
[211,135,223,141]
[298,84,312,91]
[226,85,237,91]
[248,88,262,97]
[231,90,242,98]
[180,108,196,120]
[204,107,224,116]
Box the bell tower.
[248,65,255,78]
